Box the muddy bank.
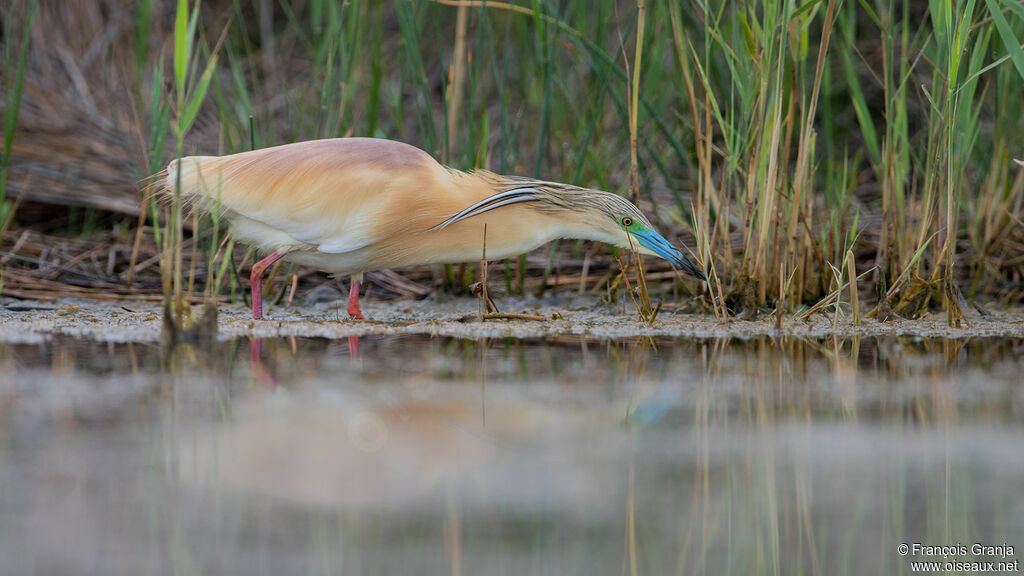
[2,294,1022,344]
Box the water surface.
[1,334,1022,575]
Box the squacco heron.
[164,138,705,319]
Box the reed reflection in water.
[0,334,1021,575]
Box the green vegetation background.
[2,0,1023,318]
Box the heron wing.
[168,139,439,255]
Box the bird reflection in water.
[249,335,361,386]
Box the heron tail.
[157,156,222,214]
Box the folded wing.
[164,138,441,255]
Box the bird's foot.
[347,304,365,320]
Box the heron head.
[587,196,706,281]
[535,186,705,280]
[429,175,707,281]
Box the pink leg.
[251,250,284,320]
[347,278,365,319]
[347,334,359,357]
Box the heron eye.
[621,216,633,227]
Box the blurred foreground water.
[1,334,1022,575]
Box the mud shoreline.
[1,295,1021,344]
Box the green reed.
[0,0,36,234]
[165,0,217,323]
[121,0,1024,322]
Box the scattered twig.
[458,312,547,322]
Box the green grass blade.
[985,0,1024,80]
[173,0,189,101]
[0,0,37,211]
[181,55,218,135]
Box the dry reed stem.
[627,0,645,207]
[787,0,839,282]
[480,224,487,319]
[847,249,860,325]
[447,2,469,161]
[614,255,644,321]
